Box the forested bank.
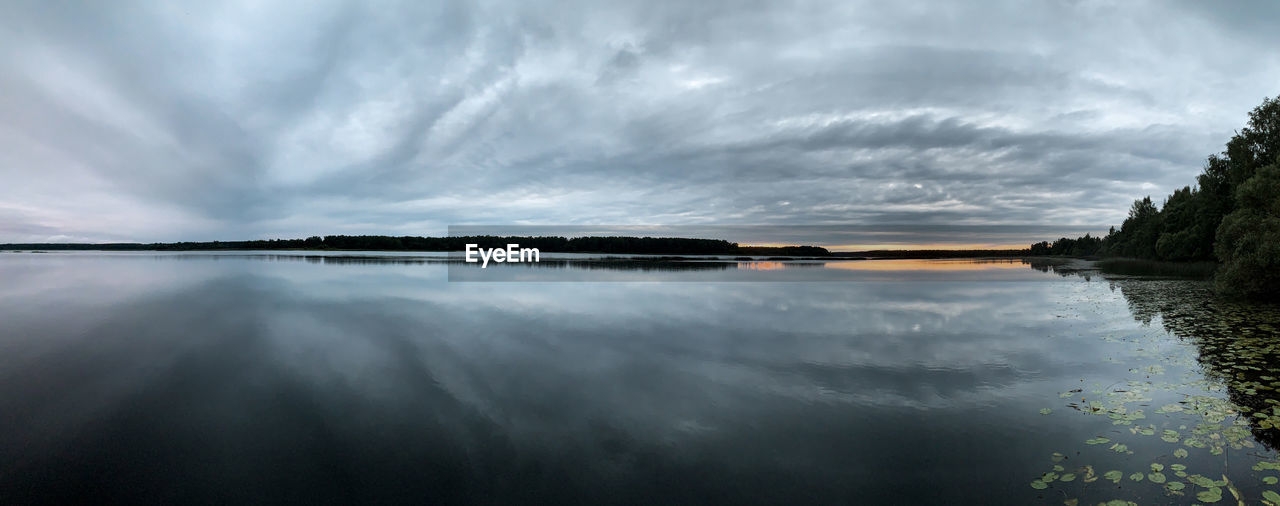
[0,235,829,257]
[1028,96,1280,299]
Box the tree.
[1112,196,1162,259]
[1214,162,1280,299]
[1155,186,1211,261]
[1223,97,1280,190]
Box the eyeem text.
[465,243,540,268]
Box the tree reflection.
[1021,258,1094,281]
[1107,279,1280,451]
[1027,257,1280,451]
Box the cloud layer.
[2,0,1278,246]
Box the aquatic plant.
[1028,279,1280,504]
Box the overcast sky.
[2,1,1278,248]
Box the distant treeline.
[1028,95,1280,299]
[833,249,1027,259]
[736,245,830,256]
[0,235,830,257]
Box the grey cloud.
[1,0,1278,245]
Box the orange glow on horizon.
[739,242,1029,252]
[829,243,1028,252]
[821,258,1027,271]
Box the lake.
[2,252,1279,504]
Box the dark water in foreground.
[2,253,1280,505]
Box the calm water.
[2,252,1279,504]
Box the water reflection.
[1012,258,1280,504]
[496,259,733,271]
[446,256,1052,281]
[0,253,1277,504]
[1021,257,1096,281]
[824,258,1027,271]
[1020,258,1280,453]
[1109,279,1280,451]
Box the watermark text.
[465,243,540,268]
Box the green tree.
[1214,162,1280,299]
[1115,196,1162,259]
[1222,97,1280,190]
[1155,186,1210,261]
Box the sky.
[1,0,1279,249]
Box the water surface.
[2,252,1278,504]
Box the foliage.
[1027,278,1280,504]
[1030,234,1102,257]
[1213,163,1280,299]
[1154,186,1212,261]
[1026,95,1280,298]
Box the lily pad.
[1264,490,1280,503]
[1256,462,1280,472]
[1103,470,1123,483]
[1040,408,1053,415]
[1148,472,1166,483]
[1030,480,1048,490]
[1173,448,1188,458]
[1196,487,1222,503]
[1188,474,1217,488]
[1085,437,1111,445]
[1157,403,1184,413]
